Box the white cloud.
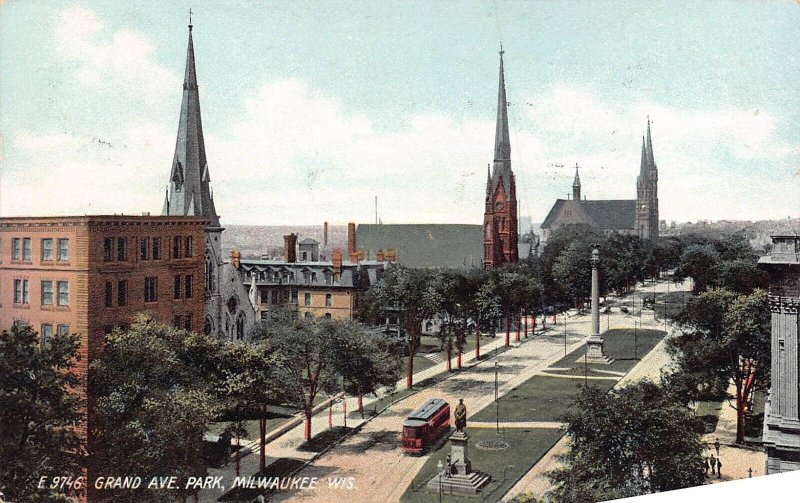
[54,7,179,102]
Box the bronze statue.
[454,398,467,432]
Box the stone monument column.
[585,247,612,364]
[759,235,800,474]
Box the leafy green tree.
[549,382,705,502]
[669,288,770,442]
[89,316,223,502]
[0,325,85,503]
[675,244,720,294]
[366,267,436,388]
[256,318,400,441]
[216,341,283,474]
[716,258,768,294]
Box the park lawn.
[471,328,666,424]
[410,334,485,373]
[401,427,565,503]
[654,290,694,322]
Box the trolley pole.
[563,316,567,355]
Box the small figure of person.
[703,457,709,477]
[709,456,716,476]
[454,399,467,432]
[714,437,721,455]
[445,454,452,478]
[716,457,722,479]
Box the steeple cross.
[499,44,504,57]
[189,8,193,28]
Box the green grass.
[208,411,295,441]
[654,290,694,322]
[471,329,665,425]
[401,427,565,503]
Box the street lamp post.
[495,361,500,433]
[437,460,443,503]
[563,315,567,355]
[634,320,638,360]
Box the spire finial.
[499,43,504,58]
[188,8,193,30]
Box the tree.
[366,267,436,388]
[215,341,282,474]
[257,317,400,441]
[716,258,768,294]
[0,325,85,503]
[548,382,705,503]
[89,316,223,502]
[674,244,720,294]
[668,288,771,443]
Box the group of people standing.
[704,438,723,479]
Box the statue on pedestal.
[454,398,467,432]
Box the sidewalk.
[701,384,766,483]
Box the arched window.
[235,312,246,340]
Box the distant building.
[540,120,660,242]
[759,235,800,474]
[0,215,209,438]
[352,223,482,269]
[160,23,256,340]
[240,241,386,321]
[483,49,519,268]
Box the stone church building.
[540,121,660,242]
[161,23,256,340]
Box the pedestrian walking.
[709,456,716,475]
[703,457,709,477]
[716,458,722,479]
[714,438,720,455]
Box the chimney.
[332,248,343,277]
[347,222,356,255]
[283,233,297,263]
[323,221,329,247]
[230,248,241,269]
[376,249,385,262]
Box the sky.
[1,0,798,226]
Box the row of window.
[173,314,193,331]
[11,238,69,262]
[103,236,194,262]
[264,290,332,307]
[40,323,71,345]
[13,279,69,306]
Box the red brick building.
[0,215,209,435]
[483,48,519,268]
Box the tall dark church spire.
[163,23,218,222]
[483,48,518,268]
[572,163,581,200]
[636,118,659,240]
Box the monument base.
[578,336,614,365]
[426,470,491,495]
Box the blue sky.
[1,0,798,225]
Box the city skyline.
[1,1,799,226]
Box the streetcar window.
[403,427,417,438]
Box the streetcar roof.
[406,398,448,422]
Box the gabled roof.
[299,238,320,245]
[541,199,636,231]
[580,200,637,230]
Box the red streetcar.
[401,398,450,454]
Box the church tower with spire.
[635,119,659,240]
[572,164,581,200]
[483,48,519,268]
[162,20,232,338]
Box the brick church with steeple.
[483,49,519,269]
[540,119,660,242]
[162,22,255,340]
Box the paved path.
[701,383,766,483]
[469,421,567,429]
[502,280,685,502]
[270,283,679,503]
[272,330,592,502]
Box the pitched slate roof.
[356,224,483,269]
[580,200,637,230]
[541,199,636,231]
